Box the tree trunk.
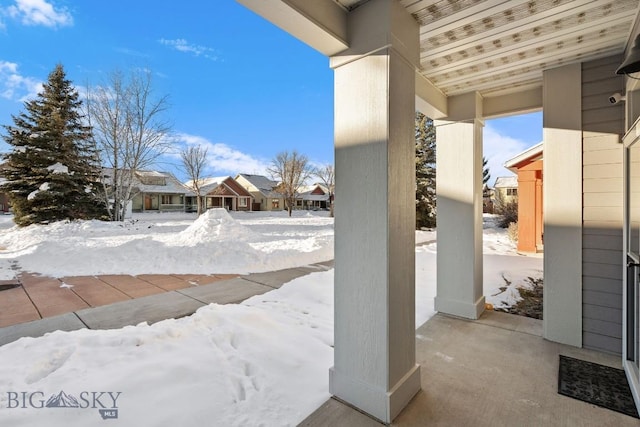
[196,195,203,216]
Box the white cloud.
[158,38,220,61]
[0,60,43,102]
[5,0,73,28]
[482,123,539,186]
[173,133,270,176]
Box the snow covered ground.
[0,211,541,426]
[0,209,335,279]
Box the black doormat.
[558,355,639,419]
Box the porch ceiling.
[335,0,640,98]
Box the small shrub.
[495,199,518,228]
[507,221,518,242]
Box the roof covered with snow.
[494,176,518,188]
[237,174,281,198]
[103,168,191,195]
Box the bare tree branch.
[181,145,208,215]
[313,164,335,217]
[267,150,312,217]
[85,68,172,221]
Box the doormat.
[558,355,639,418]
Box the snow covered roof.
[301,194,330,202]
[494,176,518,188]
[136,170,166,178]
[297,184,329,201]
[102,168,191,195]
[185,176,229,194]
[237,174,281,198]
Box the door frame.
[622,117,640,407]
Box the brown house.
[186,176,253,212]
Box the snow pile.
[177,208,256,244]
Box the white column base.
[435,295,486,320]
[329,364,421,423]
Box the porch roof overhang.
[236,0,640,119]
[504,141,544,173]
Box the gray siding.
[581,55,625,354]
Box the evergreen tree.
[416,111,436,229]
[1,64,107,226]
[482,156,491,186]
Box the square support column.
[434,114,485,319]
[329,0,420,423]
[543,63,582,347]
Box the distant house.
[185,176,253,212]
[103,169,190,213]
[0,177,10,213]
[131,170,189,213]
[235,174,284,211]
[493,176,518,204]
[505,142,544,253]
[296,184,331,210]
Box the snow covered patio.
[0,210,555,425]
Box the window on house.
[161,195,172,204]
[239,198,247,207]
[272,199,280,209]
[506,188,518,196]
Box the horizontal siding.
[583,134,621,151]
[583,206,622,221]
[583,318,622,339]
[583,290,622,308]
[583,304,622,324]
[582,332,622,355]
[582,248,623,265]
[583,276,623,294]
[583,149,622,166]
[583,164,623,179]
[582,262,622,281]
[583,192,621,207]
[583,177,622,193]
[582,56,624,355]
[582,232,622,249]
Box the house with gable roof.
[295,183,331,210]
[185,176,253,212]
[235,173,284,211]
[493,176,519,205]
[101,169,190,213]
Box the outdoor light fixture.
[617,34,640,75]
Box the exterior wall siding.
[581,55,625,354]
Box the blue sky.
[0,0,541,185]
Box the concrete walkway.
[0,272,239,328]
[0,262,332,347]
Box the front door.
[623,120,640,406]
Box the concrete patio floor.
[301,311,637,427]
